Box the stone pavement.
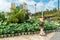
[50,32,60,40]
[0,32,55,40]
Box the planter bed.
[0,30,58,38]
[0,18,58,38]
[0,31,40,38]
[44,28,58,33]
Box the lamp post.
[58,0,59,14]
[35,4,36,13]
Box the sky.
[0,0,60,13]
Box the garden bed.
[0,31,40,38]
[0,18,58,38]
[0,30,58,38]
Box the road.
[50,32,60,40]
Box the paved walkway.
[0,32,55,40]
[50,32,60,40]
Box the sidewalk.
[0,32,55,40]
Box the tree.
[8,7,29,23]
[0,11,5,21]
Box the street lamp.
[35,4,36,13]
[58,0,59,14]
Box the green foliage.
[0,12,5,21]
[16,6,20,11]
[57,21,60,27]
[0,5,29,23]
[0,29,2,35]
[44,21,58,30]
[9,15,19,23]
[7,8,29,23]
[0,18,58,35]
[32,8,60,20]
[0,18,40,35]
[15,9,26,22]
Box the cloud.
[44,0,57,10]
[17,0,36,13]
[36,2,44,12]
[0,0,11,12]
[18,0,36,5]
[0,0,59,13]
[17,0,44,13]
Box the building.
[10,3,16,12]
[20,2,27,10]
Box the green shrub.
[0,12,5,21]
[7,9,29,23]
[0,18,58,35]
[15,9,28,23]
[0,29,2,35]
[44,21,58,30]
[0,18,40,35]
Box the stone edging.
[0,30,59,38]
[0,31,40,38]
